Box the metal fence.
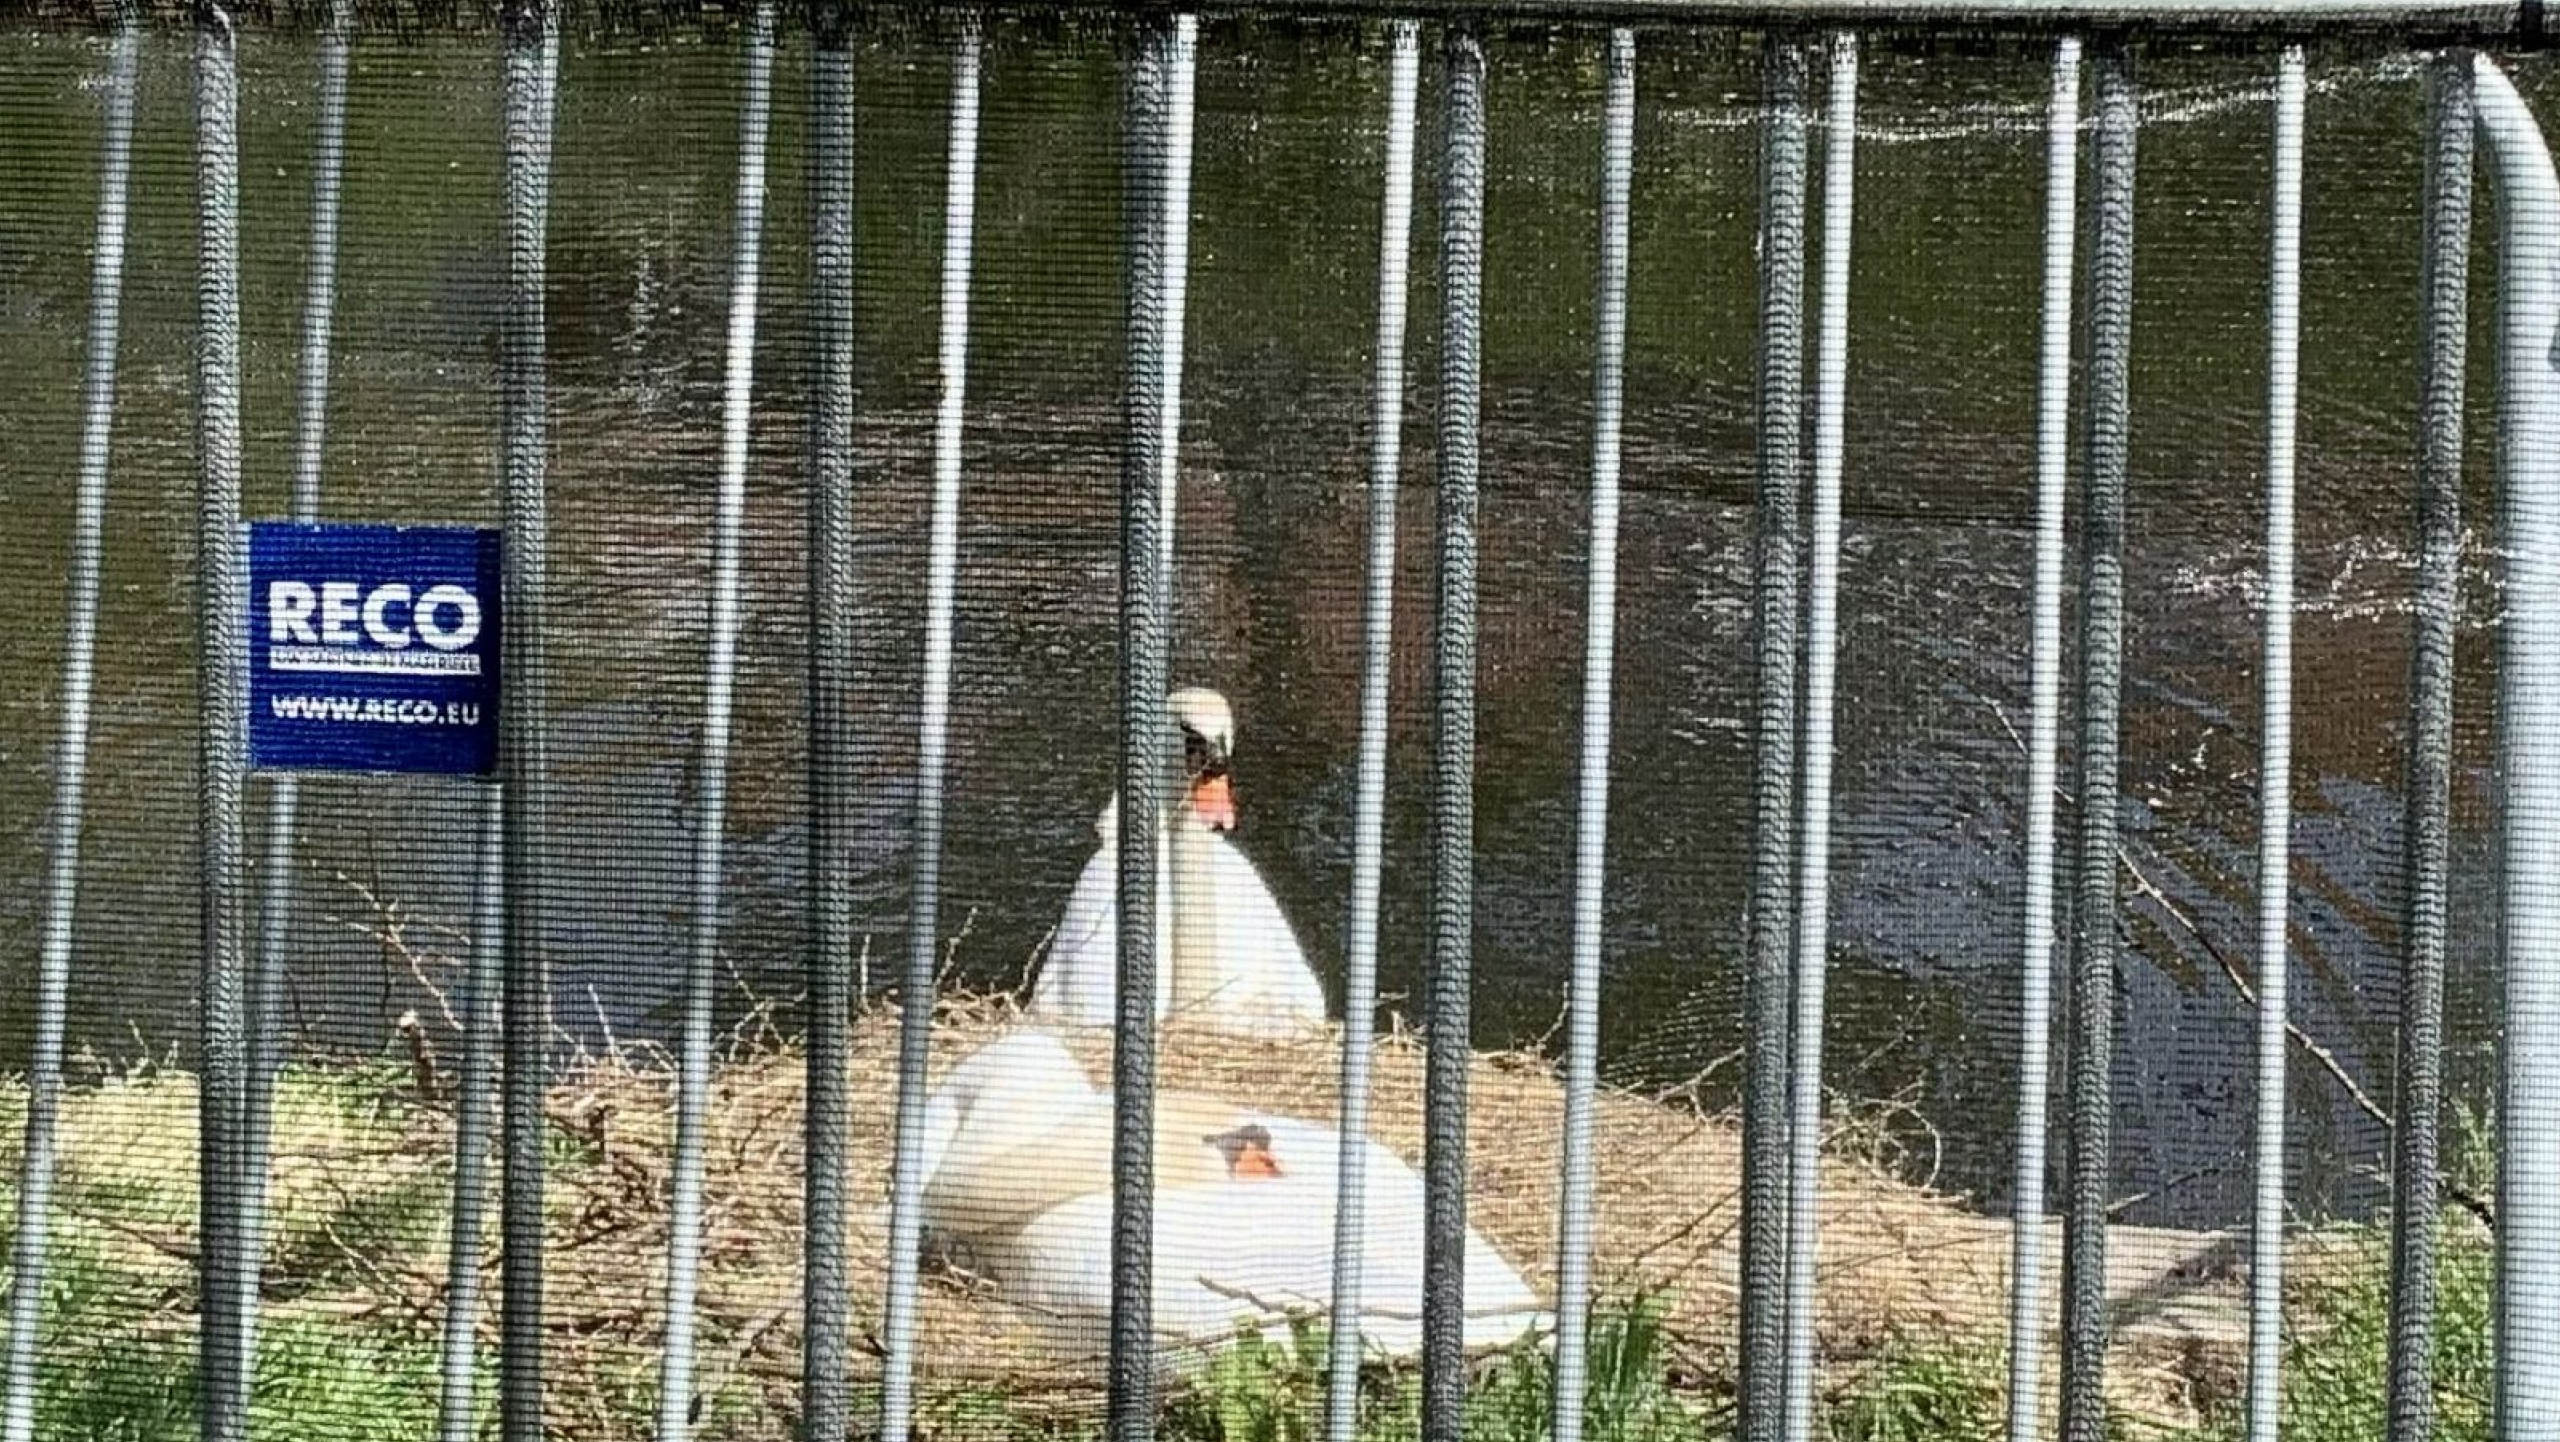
[6,2,2560,1441]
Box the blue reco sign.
[248,522,502,776]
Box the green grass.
[0,1057,561,1441]
[1824,1341,2005,1442]
[2171,1104,2500,1442]
[2188,1221,2495,1442]
[1132,1208,2503,1442]
[19,1235,461,1442]
[1151,1292,2022,1442]
[9,1209,2491,1442]
[1155,1294,1702,1442]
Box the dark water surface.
[1,18,2548,1230]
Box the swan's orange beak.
[1189,772,1236,833]
[1209,1127,1284,1179]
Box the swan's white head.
[1088,689,1243,839]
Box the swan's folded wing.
[927,1096,1106,1243]
[1245,1120,1551,1353]
[993,1186,1332,1360]
[970,1193,1115,1360]
[986,1162,1546,1366]
[915,1088,961,1201]
[918,1029,1107,1242]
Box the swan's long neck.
[1166,809,1223,1015]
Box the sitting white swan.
[1028,688,1326,1038]
[916,1028,1550,1364]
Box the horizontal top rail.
[0,0,2538,39]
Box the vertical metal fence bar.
[2475,53,2560,1442]
[2245,44,2306,1442]
[2061,40,2136,1442]
[1551,28,1632,1442]
[1324,20,1418,1442]
[1780,33,1856,1442]
[282,0,351,520]
[658,8,774,1436]
[1422,28,1485,1442]
[803,4,859,1439]
[0,16,137,1442]
[2004,37,2078,1442]
[880,20,980,1442]
[1111,20,1175,1441]
[452,21,559,1433]
[193,5,252,1436]
[241,0,352,1365]
[539,0,560,129]
[1739,35,1808,1442]
[244,8,353,978]
[1157,14,1197,584]
[2386,49,2471,1442]
[498,0,557,1432]
[438,794,506,1442]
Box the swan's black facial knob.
[1181,725,1236,832]
[1206,1123,1283,1178]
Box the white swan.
[916,1028,1551,1365]
[1028,688,1327,1038]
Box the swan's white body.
[1026,689,1327,1039]
[916,1029,1550,1364]
[1029,795,1327,1038]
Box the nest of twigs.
[441,985,2041,1433]
[16,887,2251,1437]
